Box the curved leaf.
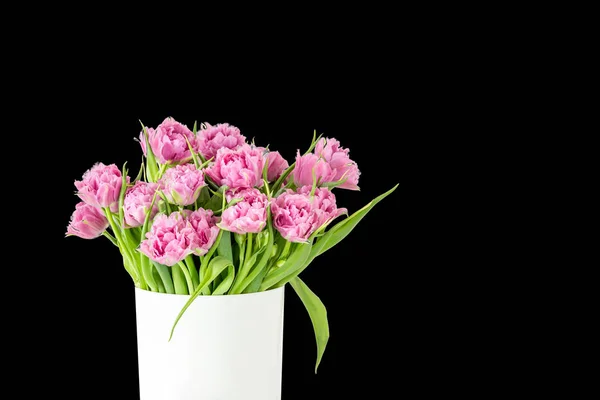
[237,214,275,294]
[316,184,398,256]
[170,256,234,340]
[217,230,233,262]
[290,277,329,373]
[140,124,159,183]
[152,261,174,294]
[212,265,235,295]
[259,240,313,290]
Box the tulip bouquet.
[66,117,397,370]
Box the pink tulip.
[271,186,347,243]
[266,151,289,182]
[292,151,336,188]
[197,123,246,160]
[185,209,220,256]
[74,162,128,212]
[314,138,360,190]
[138,212,193,266]
[160,164,206,206]
[123,181,160,228]
[139,117,196,164]
[218,188,269,234]
[205,144,265,189]
[66,202,109,239]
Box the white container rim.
[134,285,284,298]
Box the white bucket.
[135,286,285,400]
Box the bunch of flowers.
[66,117,397,370]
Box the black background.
[39,77,431,399]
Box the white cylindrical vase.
[135,286,285,400]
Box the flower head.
[74,162,128,212]
[138,212,192,266]
[185,209,220,256]
[314,138,360,190]
[123,181,160,228]
[160,164,205,206]
[266,151,289,182]
[139,117,196,164]
[197,123,246,160]
[218,188,269,234]
[292,152,335,188]
[205,144,265,189]
[271,186,346,242]
[66,202,109,239]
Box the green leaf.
[321,176,349,189]
[184,255,199,288]
[290,277,329,373]
[242,264,269,293]
[153,268,166,293]
[271,132,323,193]
[133,157,145,183]
[141,256,158,292]
[217,230,233,262]
[316,184,398,257]
[273,184,400,288]
[199,157,213,170]
[271,163,294,193]
[230,247,264,293]
[238,213,275,294]
[304,131,324,155]
[170,256,234,340]
[196,187,211,208]
[152,261,174,294]
[118,162,128,228]
[184,135,201,168]
[140,123,159,182]
[226,197,244,208]
[141,191,160,240]
[212,265,235,295]
[259,240,313,291]
[174,262,192,295]
[204,190,224,213]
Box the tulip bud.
[197,123,246,160]
[74,163,129,212]
[159,164,205,206]
[217,188,269,234]
[123,181,160,228]
[138,117,196,164]
[270,243,278,258]
[66,202,109,239]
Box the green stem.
[157,162,168,180]
[153,268,166,293]
[238,240,246,273]
[246,233,254,262]
[280,240,292,259]
[272,163,295,194]
[153,262,174,294]
[121,257,139,286]
[230,233,254,293]
[184,255,199,289]
[103,208,140,285]
[199,256,211,296]
[178,261,195,294]
[141,255,158,292]
[198,256,212,295]
[198,231,224,295]
[172,263,188,295]
[102,231,118,247]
